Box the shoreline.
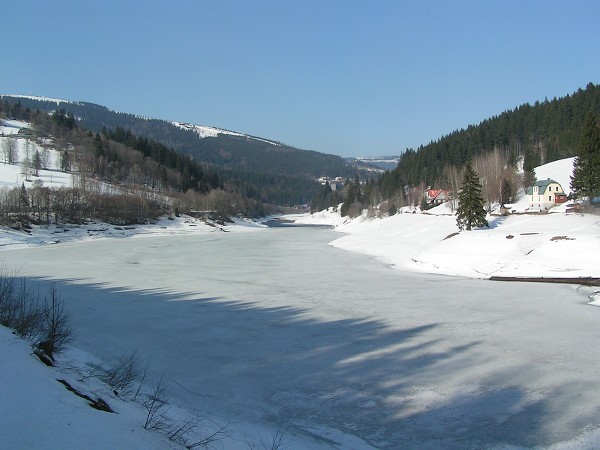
[489,276,600,286]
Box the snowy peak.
[173,121,245,139]
[172,121,282,146]
[2,94,78,106]
[345,155,400,172]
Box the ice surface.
[2,228,600,449]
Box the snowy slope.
[289,157,599,281]
[0,119,74,189]
[4,94,80,106]
[173,121,282,146]
[0,325,179,450]
[535,156,576,196]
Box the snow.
[0,120,74,189]
[0,119,31,135]
[173,121,246,139]
[3,227,600,449]
[0,325,177,449]
[290,157,599,281]
[534,156,576,196]
[2,118,600,450]
[173,121,282,146]
[1,94,75,105]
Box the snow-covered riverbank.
[287,157,599,282]
[289,207,600,281]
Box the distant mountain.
[0,95,356,180]
[346,156,400,172]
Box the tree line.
[1,100,323,211]
[0,95,353,181]
[0,102,313,226]
[312,83,600,217]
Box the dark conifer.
[570,112,600,199]
[456,163,488,231]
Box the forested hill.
[0,96,354,180]
[394,82,600,187]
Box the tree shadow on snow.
[19,275,600,449]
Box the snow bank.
[297,209,599,280]
[0,325,175,449]
[286,158,599,280]
[0,214,267,249]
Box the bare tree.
[2,138,17,164]
[41,147,50,169]
[472,148,511,210]
[245,421,289,450]
[37,283,72,360]
[442,164,464,211]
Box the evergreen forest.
[317,83,600,216]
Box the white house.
[526,179,568,211]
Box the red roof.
[426,189,449,199]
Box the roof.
[526,179,562,195]
[426,189,449,199]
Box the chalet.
[425,189,450,205]
[526,179,568,211]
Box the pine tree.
[33,150,42,176]
[19,183,29,208]
[60,151,71,172]
[456,163,488,231]
[570,112,600,200]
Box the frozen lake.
[2,227,600,449]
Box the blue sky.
[2,0,599,157]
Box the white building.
[526,179,567,211]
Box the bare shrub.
[245,421,289,450]
[139,373,230,448]
[178,418,229,449]
[0,268,71,361]
[8,281,42,340]
[142,376,171,431]
[37,283,72,360]
[0,272,45,343]
[98,350,143,397]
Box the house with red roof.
[425,189,450,205]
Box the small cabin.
[526,179,567,211]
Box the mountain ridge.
[0,94,357,181]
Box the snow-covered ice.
[2,226,600,449]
